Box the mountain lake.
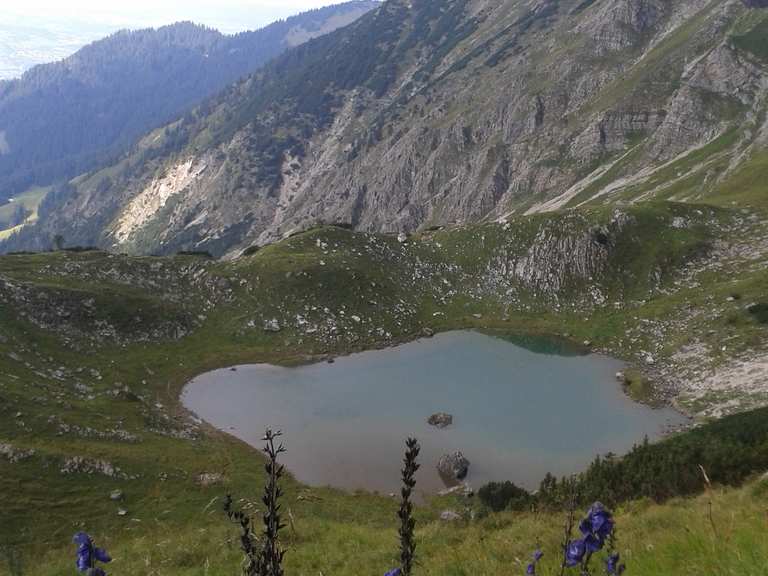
[182,330,688,495]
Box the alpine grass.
[1,545,24,576]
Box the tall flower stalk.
[397,437,420,576]
[225,429,287,576]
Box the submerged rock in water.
[438,451,470,484]
[428,412,453,428]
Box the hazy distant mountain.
[0,1,379,202]
[0,22,109,80]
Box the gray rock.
[437,451,470,484]
[197,472,225,487]
[110,490,124,501]
[264,319,281,333]
[422,327,435,338]
[60,457,139,480]
[440,510,462,522]
[0,442,35,463]
[437,482,474,497]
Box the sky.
[1,0,341,34]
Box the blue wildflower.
[606,552,626,575]
[585,533,604,553]
[565,538,587,567]
[526,549,543,574]
[73,532,111,575]
[385,569,402,576]
[578,502,614,552]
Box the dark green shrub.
[480,406,768,513]
[176,250,214,258]
[478,481,532,512]
[62,246,101,253]
[748,303,768,324]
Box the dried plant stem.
[699,464,717,539]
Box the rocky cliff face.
[3,0,767,257]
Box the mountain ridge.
[2,0,767,259]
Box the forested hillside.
[0,1,378,202]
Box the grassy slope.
[0,186,49,240]
[0,202,767,574]
[28,479,768,575]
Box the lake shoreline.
[183,330,688,496]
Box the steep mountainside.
[0,1,379,202]
[3,0,768,257]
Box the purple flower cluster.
[385,569,402,576]
[606,553,626,575]
[526,549,544,574]
[72,532,111,576]
[566,502,614,567]
[524,502,625,575]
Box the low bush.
[481,407,768,512]
[478,481,532,512]
[176,250,214,258]
[748,302,768,324]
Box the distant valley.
[0,21,109,80]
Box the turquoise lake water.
[182,331,687,495]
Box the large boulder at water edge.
[437,451,470,483]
